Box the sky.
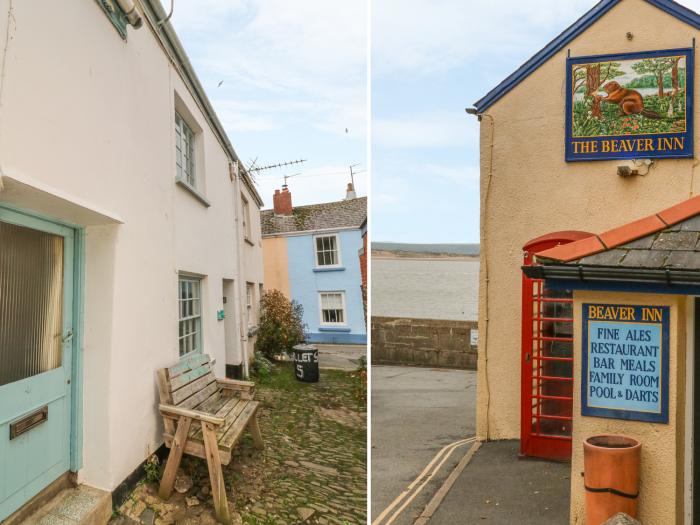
[372,0,700,243]
[170,0,700,242]
[170,0,367,209]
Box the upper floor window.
[178,276,202,356]
[242,195,251,240]
[175,112,196,187]
[315,234,341,267]
[320,292,346,325]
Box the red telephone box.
[520,231,593,461]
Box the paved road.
[317,344,366,371]
[371,365,476,524]
[429,441,570,524]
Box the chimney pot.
[345,182,356,200]
[273,186,293,215]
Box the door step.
[12,485,112,525]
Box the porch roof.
[523,195,700,288]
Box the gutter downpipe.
[156,0,174,26]
[232,161,250,378]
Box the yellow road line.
[372,436,476,525]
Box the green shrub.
[143,454,161,484]
[351,355,367,408]
[255,290,306,360]
[251,351,273,379]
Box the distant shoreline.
[371,242,480,260]
[371,250,479,261]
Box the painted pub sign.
[566,48,694,161]
[582,304,669,423]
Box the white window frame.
[178,275,203,357]
[314,234,342,268]
[246,282,255,329]
[319,291,347,326]
[241,194,252,241]
[175,111,196,188]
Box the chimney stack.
[345,182,356,200]
[273,185,293,215]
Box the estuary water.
[371,257,479,321]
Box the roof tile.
[536,235,605,262]
[651,231,699,251]
[260,197,366,236]
[579,249,627,266]
[620,235,656,250]
[666,251,700,270]
[680,214,700,232]
[619,250,670,268]
[598,214,666,249]
[657,195,700,225]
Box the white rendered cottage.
[0,0,264,519]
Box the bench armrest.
[217,378,255,399]
[158,404,225,427]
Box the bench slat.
[178,381,219,409]
[172,372,216,405]
[163,433,233,465]
[215,400,249,443]
[195,392,225,414]
[219,400,259,450]
[191,398,246,441]
[168,353,210,379]
[170,362,212,391]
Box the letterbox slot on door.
[9,405,48,440]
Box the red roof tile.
[657,194,700,225]
[534,195,700,263]
[598,214,666,249]
[522,230,594,252]
[536,235,606,262]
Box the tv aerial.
[247,158,307,173]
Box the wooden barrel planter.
[293,344,319,383]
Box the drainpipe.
[232,161,250,378]
[115,0,143,28]
[156,0,174,26]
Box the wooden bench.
[156,354,264,524]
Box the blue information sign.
[582,304,669,423]
[566,48,694,161]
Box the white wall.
[0,0,263,490]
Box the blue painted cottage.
[261,185,367,344]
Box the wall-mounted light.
[617,165,636,177]
[617,159,653,178]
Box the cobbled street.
[112,363,367,525]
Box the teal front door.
[0,208,75,521]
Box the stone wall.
[371,316,477,369]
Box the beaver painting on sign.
[565,48,693,161]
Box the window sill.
[244,238,255,246]
[313,266,345,273]
[318,326,351,332]
[176,177,211,208]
